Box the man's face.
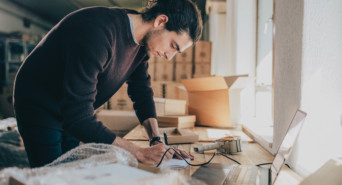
[142,29,193,61]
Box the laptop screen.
[271,110,307,184]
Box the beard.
[140,29,165,56]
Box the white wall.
[291,0,342,176]
[274,0,342,177]
[0,0,52,35]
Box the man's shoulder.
[66,6,125,19]
[59,6,129,33]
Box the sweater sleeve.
[61,20,116,144]
[126,57,157,123]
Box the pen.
[163,132,168,145]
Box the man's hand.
[173,148,194,160]
[136,143,175,164]
[144,118,195,161]
[150,141,195,160]
[113,137,175,165]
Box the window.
[243,0,274,146]
[209,0,275,148]
[255,0,274,126]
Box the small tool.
[194,136,242,154]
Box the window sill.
[242,123,274,153]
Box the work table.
[124,125,302,185]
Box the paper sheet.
[160,158,190,169]
[25,163,156,185]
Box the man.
[13,0,203,168]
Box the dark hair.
[141,0,203,43]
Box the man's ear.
[153,14,168,29]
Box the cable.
[255,162,291,169]
[256,162,272,167]
[216,152,241,165]
[156,147,241,167]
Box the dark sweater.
[13,7,156,144]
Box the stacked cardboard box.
[151,81,187,100]
[174,47,193,82]
[158,115,196,128]
[96,110,140,137]
[164,82,187,100]
[154,97,187,116]
[108,83,133,111]
[151,81,164,98]
[154,57,174,82]
[194,41,212,78]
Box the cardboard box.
[158,115,196,128]
[151,81,165,98]
[151,82,187,100]
[110,97,133,111]
[164,82,187,100]
[96,110,139,137]
[193,74,214,78]
[109,84,133,111]
[194,41,212,63]
[154,98,187,116]
[94,102,108,114]
[175,63,193,82]
[194,63,211,77]
[181,75,249,127]
[175,46,193,63]
[160,127,198,144]
[154,62,174,81]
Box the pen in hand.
[163,132,168,145]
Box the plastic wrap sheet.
[0,143,138,185]
[0,130,29,169]
[0,118,17,131]
[46,143,138,168]
[0,143,207,185]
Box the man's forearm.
[142,118,160,139]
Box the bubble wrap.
[0,143,207,185]
[0,118,17,131]
[0,143,138,185]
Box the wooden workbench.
[124,125,302,185]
